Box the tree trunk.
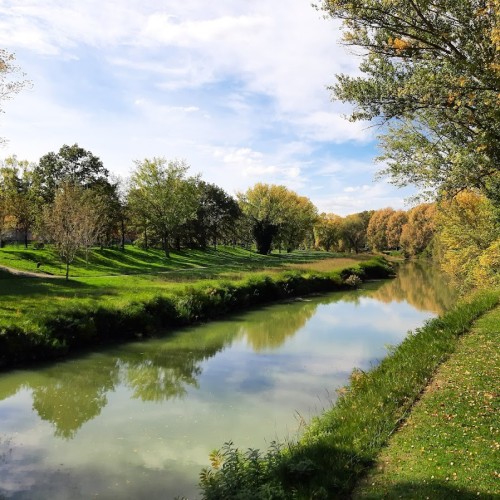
[144,227,148,250]
[65,261,70,280]
[24,230,29,249]
[120,218,125,250]
[253,220,277,255]
[163,234,170,258]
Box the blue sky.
[0,0,415,215]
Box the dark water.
[0,262,456,499]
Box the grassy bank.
[200,289,499,499]
[0,245,371,329]
[0,245,391,369]
[353,305,500,499]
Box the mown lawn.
[0,244,350,278]
[354,305,500,499]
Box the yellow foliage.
[474,240,500,287]
[436,191,500,290]
[389,37,411,53]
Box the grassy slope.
[1,244,391,369]
[354,305,500,499]
[0,245,364,328]
[0,244,360,278]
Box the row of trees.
[0,146,319,277]
[314,204,436,257]
[1,143,444,276]
[2,143,496,288]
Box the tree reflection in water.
[366,261,456,314]
[237,300,319,351]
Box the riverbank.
[200,289,499,499]
[0,246,393,369]
[353,304,500,499]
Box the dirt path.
[0,265,62,279]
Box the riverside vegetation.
[354,305,500,499]
[0,244,393,369]
[199,289,499,499]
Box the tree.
[436,191,500,289]
[320,0,500,199]
[0,171,10,247]
[128,158,199,257]
[340,213,369,253]
[276,194,318,253]
[237,183,317,255]
[400,203,436,257]
[187,181,241,249]
[89,177,124,249]
[386,210,408,250]
[1,49,30,145]
[34,144,109,203]
[43,183,99,279]
[314,213,343,251]
[0,156,37,248]
[366,207,395,251]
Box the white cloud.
[314,181,416,216]
[0,0,404,212]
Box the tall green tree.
[238,183,317,255]
[276,194,318,253]
[128,158,199,257]
[34,144,109,203]
[321,0,500,198]
[187,181,241,249]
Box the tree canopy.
[237,183,317,255]
[128,158,199,257]
[320,0,500,199]
[35,144,110,203]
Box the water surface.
[0,262,456,499]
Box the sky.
[0,0,416,215]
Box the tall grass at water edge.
[199,289,499,499]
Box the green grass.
[353,305,500,499]
[0,244,391,369]
[0,243,348,278]
[199,289,499,499]
[0,244,351,326]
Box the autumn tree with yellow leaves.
[436,191,500,289]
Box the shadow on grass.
[0,275,102,299]
[357,480,497,499]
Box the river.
[0,262,456,499]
